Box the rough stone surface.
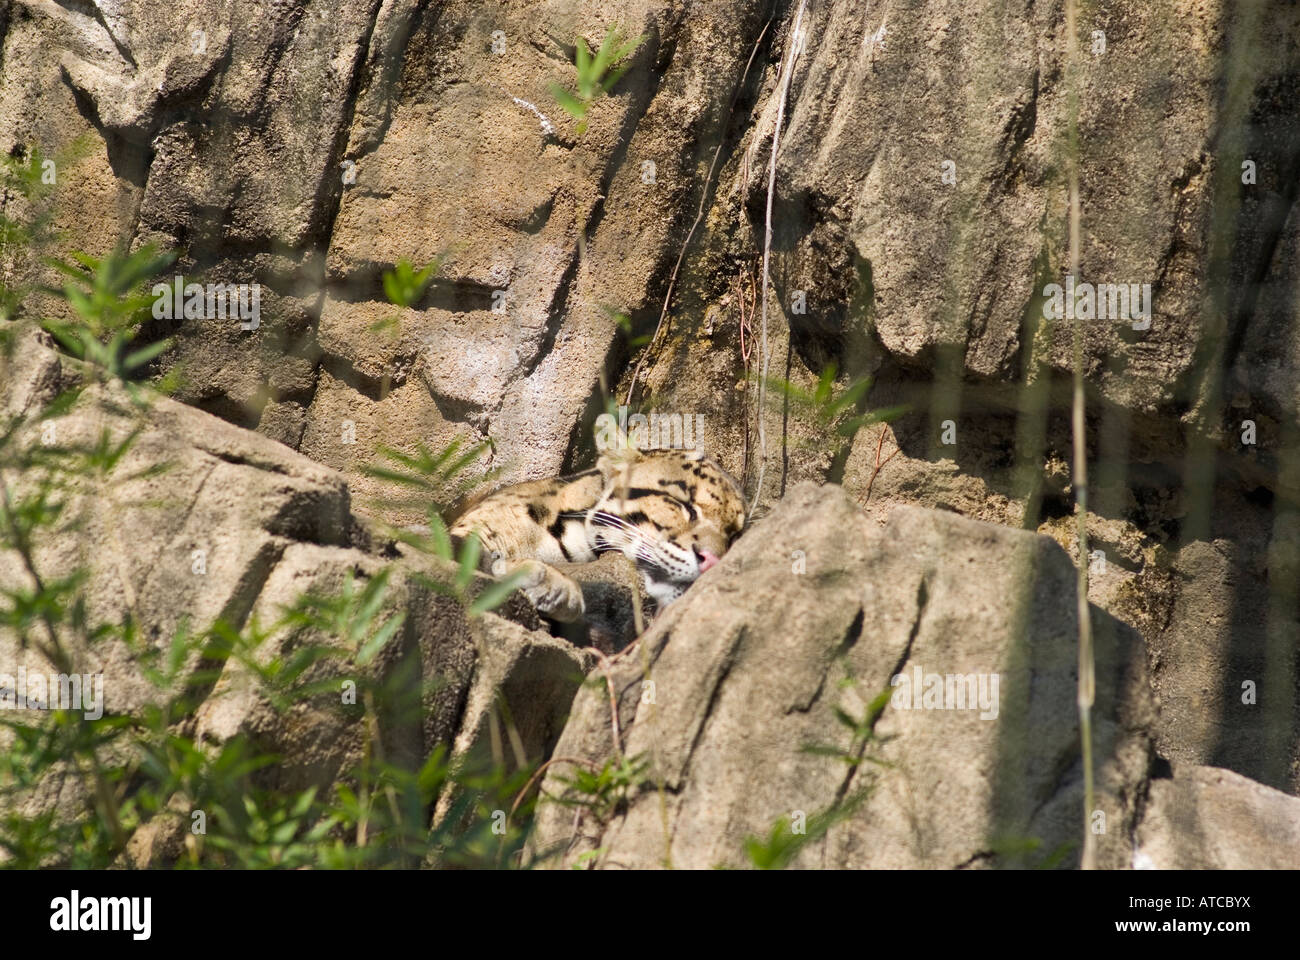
[1134,764,1300,870]
[431,616,593,831]
[618,0,1300,792]
[0,333,587,854]
[3,0,1299,862]
[531,484,1156,869]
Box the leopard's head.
[586,447,746,609]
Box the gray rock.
[1134,764,1300,869]
[431,616,593,834]
[531,483,1155,869]
[5,0,1299,864]
[0,334,593,858]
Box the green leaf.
[356,612,405,667]
[825,375,873,417]
[550,84,588,120]
[443,441,491,481]
[353,570,392,644]
[382,271,401,305]
[570,847,607,869]
[837,404,909,436]
[575,36,592,86]
[456,534,482,592]
[291,788,318,818]
[359,465,434,490]
[427,512,453,561]
[122,337,174,372]
[600,61,632,93]
[467,568,528,618]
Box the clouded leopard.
[449,448,746,625]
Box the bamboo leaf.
[122,337,174,371]
[456,534,482,591]
[550,84,587,119]
[468,568,528,618]
[428,511,453,561]
[356,611,405,667]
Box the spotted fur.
[449,448,746,622]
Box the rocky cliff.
[2,0,1298,867]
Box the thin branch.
[751,0,808,514]
[506,755,595,826]
[863,425,900,504]
[1065,0,1096,872]
[589,647,624,757]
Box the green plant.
[363,436,495,520]
[743,678,892,869]
[756,362,908,457]
[381,257,439,309]
[983,833,1076,870]
[42,246,178,385]
[800,684,895,771]
[550,753,649,823]
[742,792,868,870]
[368,257,442,342]
[360,437,529,616]
[605,304,649,349]
[0,196,543,868]
[550,26,645,135]
[0,422,542,868]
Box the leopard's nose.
[697,550,720,572]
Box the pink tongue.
[698,551,719,572]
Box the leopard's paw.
[511,559,585,623]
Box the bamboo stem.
[1065,0,1096,871]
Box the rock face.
[3,0,1299,862]
[532,484,1300,869]
[531,483,1156,869]
[7,0,1292,792]
[0,333,588,862]
[620,0,1300,791]
[1,0,776,509]
[4,332,1293,869]
[1134,764,1300,870]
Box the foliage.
[800,684,895,770]
[756,362,908,452]
[0,201,540,867]
[742,792,868,870]
[42,245,178,391]
[550,753,649,823]
[550,26,645,135]
[381,257,439,309]
[605,304,650,349]
[369,256,448,340]
[363,435,494,520]
[743,676,893,869]
[360,437,529,617]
